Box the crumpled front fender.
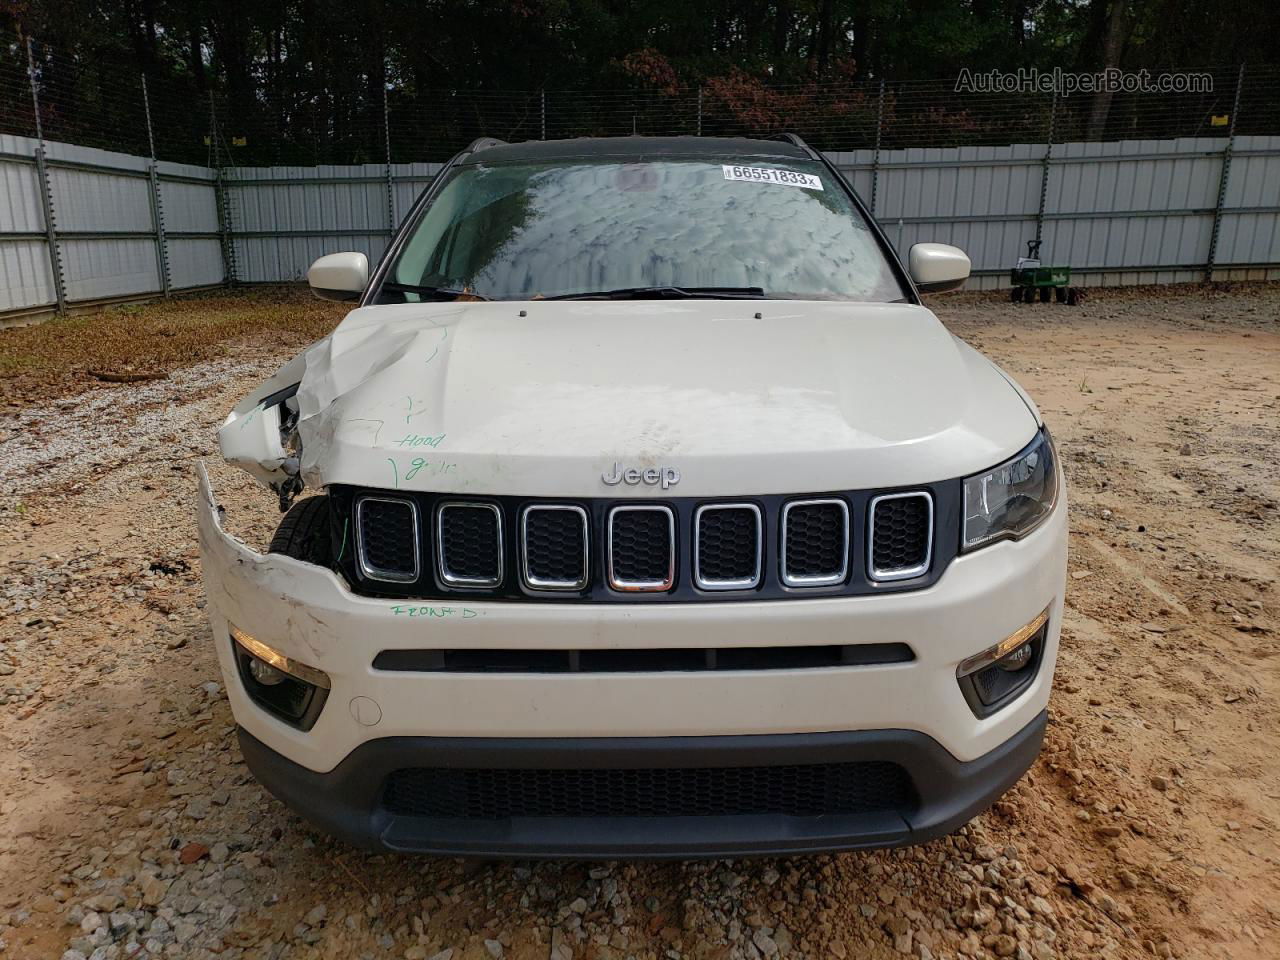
[217,349,310,489]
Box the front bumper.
[238,710,1046,858]
[197,462,1066,853]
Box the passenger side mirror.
[908,243,970,294]
[307,252,369,302]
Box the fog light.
[996,642,1035,672]
[248,657,288,686]
[230,625,330,730]
[957,608,1049,718]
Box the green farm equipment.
[1010,240,1081,305]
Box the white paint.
[349,696,382,727]
[306,251,368,300]
[220,299,1041,499]
[908,242,971,292]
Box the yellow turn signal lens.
[230,625,331,690]
[957,608,1049,679]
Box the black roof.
[461,135,812,164]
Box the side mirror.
[307,252,369,302]
[908,243,970,294]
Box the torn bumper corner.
[197,461,354,770]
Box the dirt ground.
[0,284,1276,960]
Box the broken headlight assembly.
[961,428,1058,551]
[259,382,304,510]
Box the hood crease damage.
[219,300,1039,500]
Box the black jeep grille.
[522,506,588,588]
[355,497,418,581]
[608,507,674,589]
[870,493,932,578]
[382,761,914,820]
[332,483,951,602]
[438,503,502,585]
[783,500,848,583]
[696,506,761,587]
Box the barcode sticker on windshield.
[722,165,824,190]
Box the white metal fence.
[2,131,1278,319]
[0,134,223,317]
[837,135,1280,287]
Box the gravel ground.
[0,284,1277,960]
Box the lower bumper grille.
[382,761,914,820]
[372,642,913,673]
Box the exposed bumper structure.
[197,462,1067,855]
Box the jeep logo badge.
[602,462,681,489]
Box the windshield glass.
[381,157,906,302]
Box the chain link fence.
[3,39,1278,166]
[2,36,1279,319]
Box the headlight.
[962,428,1059,551]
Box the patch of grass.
[0,286,345,403]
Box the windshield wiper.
[547,285,766,301]
[382,281,490,301]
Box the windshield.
[379,157,907,302]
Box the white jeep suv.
[197,134,1066,857]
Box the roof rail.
[776,133,819,158]
[464,137,507,154]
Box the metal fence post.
[213,167,236,285]
[1035,89,1058,247]
[33,146,67,315]
[26,38,43,143]
[383,78,395,236]
[697,86,703,136]
[1206,65,1245,282]
[541,89,547,140]
[141,75,171,297]
[209,92,237,285]
[870,78,886,217]
[27,38,67,315]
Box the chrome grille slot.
[780,498,849,586]
[694,503,762,590]
[607,506,675,591]
[868,492,933,582]
[436,502,503,587]
[521,505,589,590]
[355,496,419,583]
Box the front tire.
[269,495,332,566]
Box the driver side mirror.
[307,252,369,302]
[908,243,970,294]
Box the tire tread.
[268,495,332,565]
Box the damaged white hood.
[220,299,1038,498]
